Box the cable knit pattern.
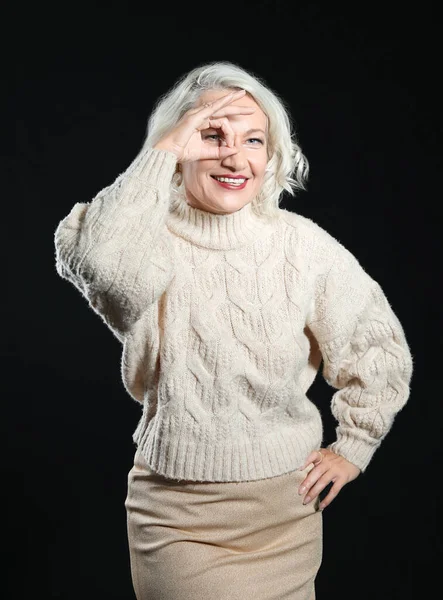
[306,244,414,470]
[54,149,177,341]
[54,147,413,481]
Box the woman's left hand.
[298,448,361,510]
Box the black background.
[7,3,442,599]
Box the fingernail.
[319,503,325,510]
[303,496,311,505]
[298,486,306,495]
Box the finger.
[298,466,326,495]
[303,474,341,506]
[197,89,246,118]
[210,105,256,119]
[318,480,342,509]
[199,145,238,161]
[214,117,236,148]
[211,88,246,108]
[298,450,319,470]
[198,117,235,148]
[313,451,324,466]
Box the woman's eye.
[204,134,264,145]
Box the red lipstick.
[212,174,248,179]
[211,175,249,190]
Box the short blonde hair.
[139,61,309,219]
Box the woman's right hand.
[153,89,256,164]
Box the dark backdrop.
[7,4,441,599]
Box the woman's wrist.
[153,141,180,160]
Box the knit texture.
[54,147,414,482]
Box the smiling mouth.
[211,175,249,188]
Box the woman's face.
[181,89,269,215]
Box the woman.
[54,61,413,599]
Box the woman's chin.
[211,196,252,213]
[184,191,252,214]
[210,201,249,215]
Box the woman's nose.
[221,145,248,170]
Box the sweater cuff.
[326,432,381,473]
[128,147,179,192]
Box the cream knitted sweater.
[54,147,413,482]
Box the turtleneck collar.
[166,190,277,250]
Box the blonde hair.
[139,61,309,219]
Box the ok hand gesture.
[153,89,255,163]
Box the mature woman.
[54,61,413,600]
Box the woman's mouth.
[211,175,248,190]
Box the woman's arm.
[306,241,414,473]
[54,147,178,342]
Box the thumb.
[198,146,237,161]
[218,146,238,159]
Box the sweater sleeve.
[306,240,414,472]
[54,147,178,343]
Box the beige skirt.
[124,447,323,600]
